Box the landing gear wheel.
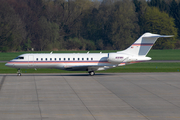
[89,71,95,76]
[18,73,21,76]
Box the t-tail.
[118,33,173,56]
[108,33,173,64]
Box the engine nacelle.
[108,53,151,64]
[108,53,128,63]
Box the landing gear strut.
[17,69,21,76]
[89,71,95,76]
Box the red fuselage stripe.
[132,43,153,46]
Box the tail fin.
[117,33,173,56]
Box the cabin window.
[64,58,66,61]
[73,58,75,60]
[78,58,80,60]
[59,58,61,61]
[46,58,47,61]
[36,58,38,61]
[68,58,70,61]
[41,58,43,61]
[54,58,56,61]
[50,58,52,61]
[91,58,93,60]
[82,58,84,60]
[87,58,89,60]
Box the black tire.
[89,71,95,76]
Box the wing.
[63,65,116,71]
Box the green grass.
[100,62,180,73]
[1,62,180,74]
[147,49,180,60]
[0,49,180,61]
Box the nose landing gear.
[17,69,21,76]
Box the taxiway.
[0,73,180,120]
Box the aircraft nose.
[5,62,10,66]
[5,62,12,67]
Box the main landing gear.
[17,69,21,76]
[88,71,95,76]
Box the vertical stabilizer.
[117,33,173,56]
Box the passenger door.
[28,55,34,67]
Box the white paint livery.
[5,33,173,76]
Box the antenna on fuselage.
[87,51,89,54]
[50,51,53,54]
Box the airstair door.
[28,55,34,67]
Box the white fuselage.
[5,53,110,71]
[5,53,151,71]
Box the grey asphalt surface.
[0,73,180,120]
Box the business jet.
[5,33,173,76]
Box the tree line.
[0,0,179,52]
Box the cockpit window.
[19,57,24,59]
[15,57,24,59]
